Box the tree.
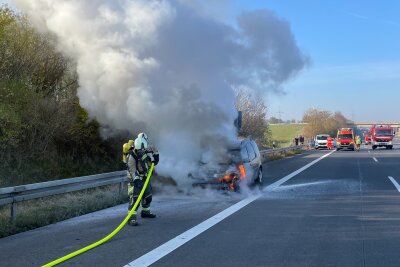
[302,108,349,138]
[0,8,73,97]
[235,89,269,145]
[269,116,283,124]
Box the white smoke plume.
[14,0,308,186]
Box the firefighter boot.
[128,213,139,226]
[141,208,156,218]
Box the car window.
[240,146,249,161]
[250,141,260,157]
[246,142,256,160]
[226,149,243,163]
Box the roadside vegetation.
[0,6,126,187]
[302,108,349,138]
[266,147,302,161]
[235,89,271,147]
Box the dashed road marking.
[373,157,378,162]
[388,176,400,193]
[124,150,335,267]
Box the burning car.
[190,138,263,192]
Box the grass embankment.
[266,148,302,161]
[0,185,127,238]
[0,174,175,238]
[269,123,305,147]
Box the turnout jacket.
[127,147,159,182]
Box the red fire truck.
[371,125,395,150]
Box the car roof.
[226,138,253,150]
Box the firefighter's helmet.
[138,133,148,142]
[134,137,148,150]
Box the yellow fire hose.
[42,163,155,267]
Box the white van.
[315,134,330,149]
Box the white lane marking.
[264,150,335,191]
[368,150,371,154]
[388,176,400,193]
[124,150,335,267]
[373,157,378,162]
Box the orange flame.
[238,164,246,180]
[222,175,231,182]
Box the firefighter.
[126,135,159,226]
[327,136,333,150]
[355,135,361,151]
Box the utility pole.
[278,107,283,122]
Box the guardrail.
[1,145,306,223]
[0,171,127,222]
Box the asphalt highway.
[1,146,400,267]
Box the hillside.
[269,123,306,147]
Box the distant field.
[269,123,306,147]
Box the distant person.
[299,135,304,145]
[327,136,333,150]
[272,141,276,149]
[294,137,299,146]
[355,135,361,151]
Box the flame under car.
[190,138,263,192]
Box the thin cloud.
[383,19,400,27]
[346,12,369,20]
[345,11,400,28]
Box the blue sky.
[233,0,400,122]
[2,0,399,122]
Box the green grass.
[269,123,306,147]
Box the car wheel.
[255,168,263,185]
[372,145,377,150]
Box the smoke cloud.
[15,0,308,186]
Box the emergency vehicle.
[371,125,395,150]
[336,128,355,151]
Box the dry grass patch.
[0,184,127,238]
[266,148,302,161]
